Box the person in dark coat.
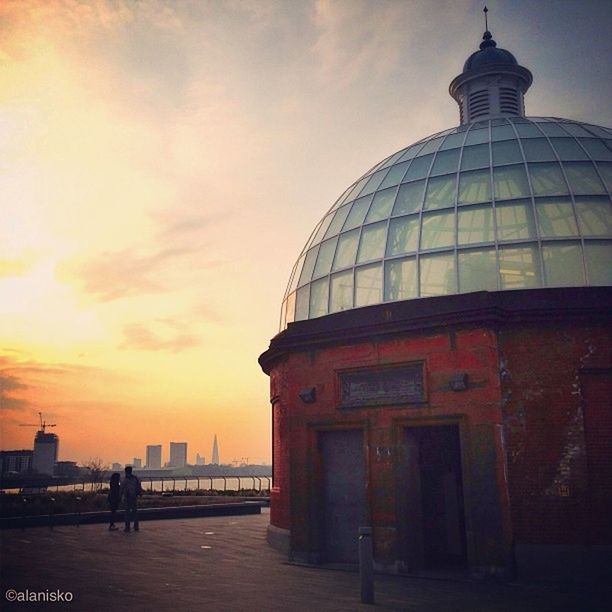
[120,465,142,532]
[108,472,121,531]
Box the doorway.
[319,429,366,563]
[401,424,467,569]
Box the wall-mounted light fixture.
[298,387,316,403]
[449,373,468,391]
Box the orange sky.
[1,0,611,466]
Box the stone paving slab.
[0,509,603,611]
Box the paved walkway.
[0,509,601,611]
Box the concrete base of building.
[515,544,612,586]
[267,523,290,557]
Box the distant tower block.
[211,435,219,465]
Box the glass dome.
[281,117,612,329]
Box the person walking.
[121,465,142,532]
[108,472,121,531]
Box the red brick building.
[259,28,612,582]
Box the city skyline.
[1,0,611,465]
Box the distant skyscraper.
[146,445,162,469]
[196,453,205,466]
[111,462,122,471]
[32,431,59,476]
[133,457,142,469]
[169,442,187,468]
[211,435,219,465]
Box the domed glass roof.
[280,117,612,329]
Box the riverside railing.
[1,475,272,496]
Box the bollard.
[359,526,374,604]
[75,496,82,527]
[21,497,27,531]
[49,497,55,530]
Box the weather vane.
[484,6,489,31]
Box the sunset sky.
[1,0,611,467]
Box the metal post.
[358,526,374,604]
[49,497,55,530]
[21,497,27,531]
[75,496,81,527]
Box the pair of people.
[108,466,143,532]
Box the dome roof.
[281,117,612,329]
[463,31,518,72]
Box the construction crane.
[19,412,56,433]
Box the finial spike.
[484,6,489,32]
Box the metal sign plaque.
[339,364,424,408]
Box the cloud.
[60,246,194,302]
[120,322,200,353]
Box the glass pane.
[355,264,383,307]
[344,175,370,202]
[430,149,460,175]
[403,154,434,181]
[295,285,310,321]
[458,249,498,292]
[333,229,360,270]
[584,241,612,285]
[384,257,417,301]
[419,137,444,155]
[514,122,542,138]
[575,197,612,236]
[298,245,319,286]
[360,168,389,197]
[461,144,490,170]
[284,292,295,325]
[280,298,287,328]
[387,216,419,256]
[377,149,406,171]
[458,206,494,244]
[536,122,568,137]
[420,253,456,296]
[420,211,455,249]
[491,124,517,141]
[330,270,354,313]
[312,213,335,245]
[564,162,606,194]
[309,278,329,318]
[288,255,304,293]
[542,242,584,287]
[522,138,556,162]
[439,132,465,150]
[494,165,530,200]
[496,201,537,241]
[398,143,425,162]
[424,174,457,210]
[393,180,425,215]
[561,123,594,138]
[357,222,386,263]
[498,245,541,289]
[379,161,410,189]
[596,162,612,192]
[324,204,351,239]
[465,127,489,146]
[528,163,569,196]
[343,195,373,231]
[579,138,612,161]
[313,237,338,278]
[536,198,578,237]
[458,169,492,205]
[550,137,588,161]
[365,188,395,223]
[492,139,522,165]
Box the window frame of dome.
[281,117,612,330]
